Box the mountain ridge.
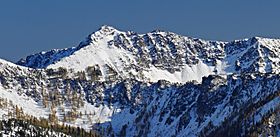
[0,26,280,137]
[17,26,280,69]
[16,25,280,83]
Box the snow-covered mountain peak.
[244,36,280,48]
[253,37,280,49]
[150,28,169,34]
[95,25,123,35]
[16,26,280,83]
[95,25,120,36]
[1,26,280,137]
[81,25,124,47]
[247,36,280,57]
[99,25,118,32]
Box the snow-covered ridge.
[16,26,280,83]
[0,26,280,136]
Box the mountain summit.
[17,26,280,83]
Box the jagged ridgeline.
[0,26,280,137]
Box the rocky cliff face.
[1,26,280,137]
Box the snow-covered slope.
[0,26,280,137]
[17,26,280,83]
[1,59,280,136]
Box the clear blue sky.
[0,0,279,62]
